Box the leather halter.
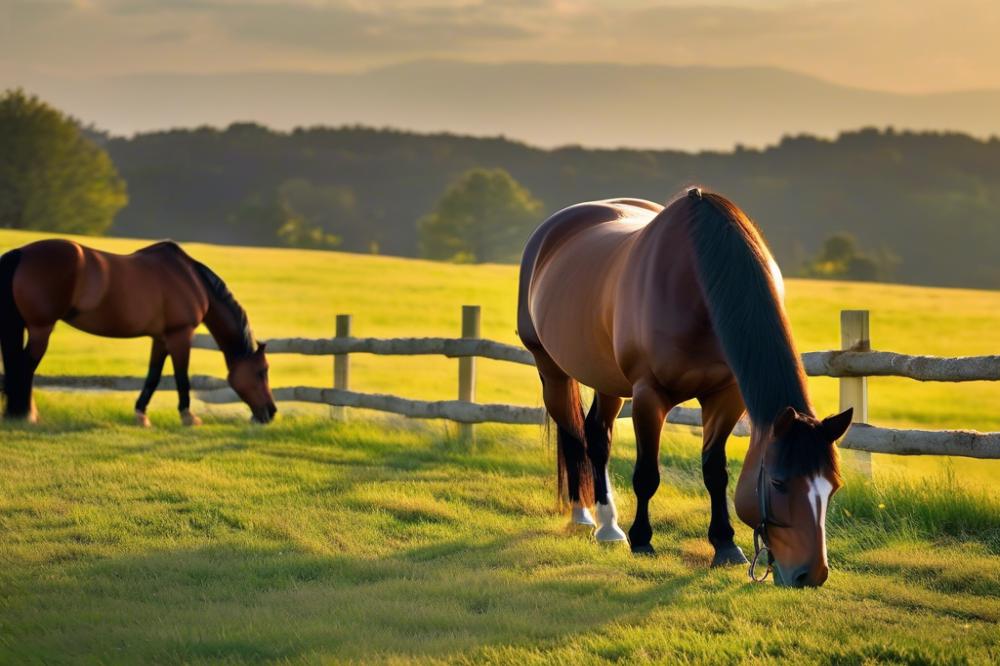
[748,457,790,582]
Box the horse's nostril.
[792,566,812,588]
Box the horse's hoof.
[595,522,628,543]
[135,411,152,428]
[571,506,596,527]
[630,543,656,556]
[4,411,38,424]
[180,411,202,427]
[711,545,750,567]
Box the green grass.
[2,394,998,664]
[2,228,998,486]
[1,230,999,662]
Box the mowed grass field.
[1,229,999,663]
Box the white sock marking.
[594,469,627,541]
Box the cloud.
[4,0,1000,94]
[223,3,538,54]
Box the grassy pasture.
[2,395,998,664]
[1,229,998,485]
[1,229,999,662]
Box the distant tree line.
[101,123,1000,288]
[3,90,1000,288]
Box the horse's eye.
[771,479,789,494]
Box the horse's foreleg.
[134,338,168,427]
[699,383,749,567]
[628,379,672,554]
[165,328,201,426]
[585,392,627,542]
[22,325,53,423]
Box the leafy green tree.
[228,183,341,250]
[276,179,356,248]
[418,168,543,263]
[276,215,340,250]
[0,89,126,234]
[804,233,897,282]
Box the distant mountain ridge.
[17,60,1000,150]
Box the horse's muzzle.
[252,404,277,424]
[774,563,828,588]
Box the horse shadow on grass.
[0,536,703,663]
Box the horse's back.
[518,199,661,335]
[12,239,206,337]
[518,199,661,395]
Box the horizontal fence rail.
[195,386,729,432]
[841,424,1000,460]
[7,372,997,458]
[194,333,1000,381]
[0,374,229,392]
[801,351,1000,382]
[192,333,537,364]
[4,309,998,461]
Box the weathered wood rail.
[4,308,998,461]
[194,334,1000,382]
[191,335,1000,381]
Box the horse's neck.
[202,299,250,362]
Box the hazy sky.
[3,0,1000,94]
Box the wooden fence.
[3,307,999,462]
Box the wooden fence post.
[458,305,481,444]
[840,310,872,476]
[332,314,352,420]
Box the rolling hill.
[21,60,1000,151]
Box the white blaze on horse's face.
[807,474,834,561]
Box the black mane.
[190,260,255,360]
[685,190,812,425]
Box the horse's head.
[227,343,277,424]
[736,406,852,587]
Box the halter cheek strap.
[749,462,775,583]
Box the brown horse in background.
[518,188,852,587]
[0,239,276,425]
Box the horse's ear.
[774,406,797,437]
[256,342,267,354]
[822,408,853,442]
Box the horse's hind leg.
[585,392,627,542]
[699,383,749,567]
[535,358,594,523]
[134,338,168,427]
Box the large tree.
[0,89,126,234]
[418,168,543,263]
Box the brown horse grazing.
[0,239,276,425]
[518,188,852,587]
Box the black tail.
[554,383,594,510]
[0,250,30,417]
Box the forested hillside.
[103,125,1000,288]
